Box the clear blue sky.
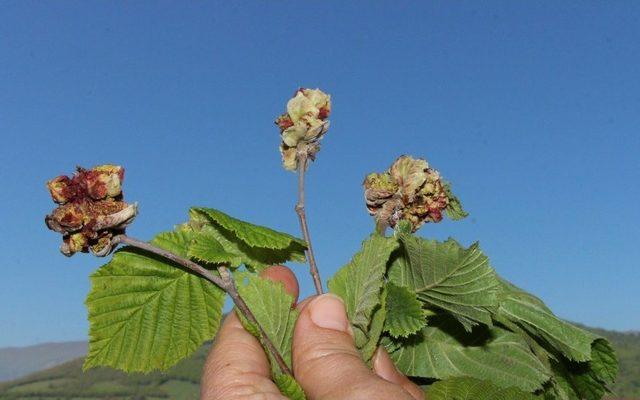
[1,1,638,347]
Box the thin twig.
[113,235,227,288]
[111,234,293,376]
[295,151,324,294]
[218,266,292,375]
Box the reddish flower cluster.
[45,165,137,257]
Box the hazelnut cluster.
[44,165,137,257]
[275,88,332,171]
[364,155,463,232]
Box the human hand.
[201,265,424,400]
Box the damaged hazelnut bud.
[44,165,137,257]
[363,155,468,232]
[275,88,332,171]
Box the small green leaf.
[187,230,242,266]
[85,230,225,372]
[328,235,399,360]
[360,287,387,364]
[384,282,427,338]
[443,181,468,221]
[389,236,500,331]
[274,374,307,400]
[192,207,306,249]
[385,316,551,392]
[235,273,298,374]
[188,208,306,272]
[427,377,541,400]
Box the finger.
[261,265,300,304]
[201,265,299,400]
[373,346,425,400]
[201,312,285,400]
[292,294,414,400]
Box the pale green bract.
[389,235,500,331]
[427,377,542,400]
[85,230,225,372]
[328,234,399,362]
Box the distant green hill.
[0,326,638,399]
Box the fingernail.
[373,347,401,383]
[308,294,349,332]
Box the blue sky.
[1,1,638,347]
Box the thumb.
[292,294,414,400]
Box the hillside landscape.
[0,326,638,399]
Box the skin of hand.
[201,265,424,400]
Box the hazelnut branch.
[111,234,293,376]
[295,150,324,294]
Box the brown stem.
[295,151,324,295]
[111,234,293,376]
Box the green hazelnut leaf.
[235,272,298,375]
[187,229,243,267]
[188,208,306,272]
[328,235,399,361]
[384,316,551,392]
[389,235,500,331]
[426,377,542,400]
[191,207,306,250]
[384,282,428,338]
[496,280,614,365]
[84,230,225,373]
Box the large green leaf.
[495,281,617,400]
[85,231,225,372]
[188,209,306,272]
[427,377,541,400]
[385,316,551,392]
[328,235,399,361]
[235,273,298,375]
[389,236,500,331]
[384,282,428,338]
[496,281,605,363]
[192,207,306,249]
